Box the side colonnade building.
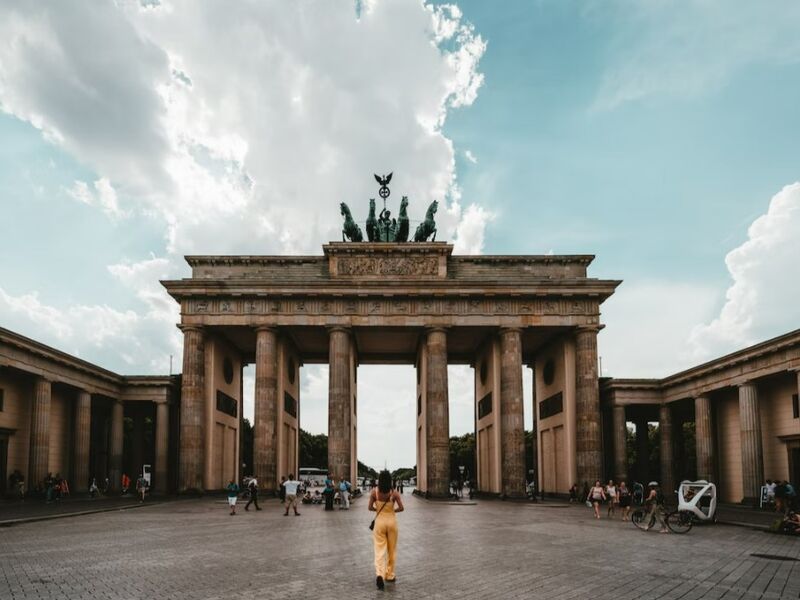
[601,330,800,505]
[0,327,178,495]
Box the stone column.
[635,417,649,482]
[73,390,92,493]
[426,328,450,497]
[575,326,602,485]
[29,377,52,487]
[254,326,279,492]
[109,399,124,490]
[659,404,674,495]
[179,326,205,493]
[694,395,714,481]
[612,405,627,483]
[154,400,169,493]
[328,327,352,483]
[132,408,145,477]
[739,382,764,505]
[500,328,525,497]
[529,364,538,488]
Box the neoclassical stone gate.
[162,242,620,497]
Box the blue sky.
[1,1,799,468]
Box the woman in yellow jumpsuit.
[369,470,404,590]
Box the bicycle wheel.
[666,510,693,534]
[631,508,651,531]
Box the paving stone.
[0,497,799,599]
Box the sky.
[1,1,799,470]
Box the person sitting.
[302,491,313,504]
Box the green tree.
[299,429,328,469]
[449,432,475,481]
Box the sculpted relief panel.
[336,256,439,277]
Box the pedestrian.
[643,481,668,533]
[766,479,777,506]
[278,475,287,504]
[226,479,240,516]
[569,483,578,503]
[89,478,99,498]
[399,480,404,494]
[323,475,335,511]
[245,477,261,511]
[121,473,131,495]
[605,479,618,517]
[339,477,351,510]
[136,474,148,503]
[369,469,404,590]
[618,481,632,521]
[581,481,590,503]
[588,480,605,519]
[282,474,301,516]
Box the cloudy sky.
[1,1,799,469]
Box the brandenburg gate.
[162,240,620,498]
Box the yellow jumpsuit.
[373,496,398,580]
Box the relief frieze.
[185,295,598,318]
[336,256,438,277]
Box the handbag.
[369,490,391,531]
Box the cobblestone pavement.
[1,495,799,600]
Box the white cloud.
[0,286,176,373]
[0,1,493,469]
[593,1,800,110]
[0,0,487,258]
[66,178,127,220]
[464,149,477,164]
[689,182,800,360]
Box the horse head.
[340,202,350,218]
[400,196,409,212]
[429,200,438,216]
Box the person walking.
[245,477,261,511]
[136,474,148,503]
[569,483,578,503]
[89,478,99,498]
[369,469,404,590]
[588,480,606,519]
[605,480,618,517]
[339,477,351,510]
[644,481,668,533]
[618,481,632,521]
[226,479,240,516]
[323,475,335,511]
[282,474,301,516]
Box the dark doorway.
[790,445,800,485]
[0,436,8,495]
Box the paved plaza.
[1,495,799,600]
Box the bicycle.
[631,507,693,534]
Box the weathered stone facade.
[163,242,620,496]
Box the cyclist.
[644,481,669,533]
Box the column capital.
[575,324,603,334]
[425,326,449,335]
[737,380,757,389]
[327,325,351,335]
[254,325,278,334]
[499,326,523,335]
[178,324,204,333]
